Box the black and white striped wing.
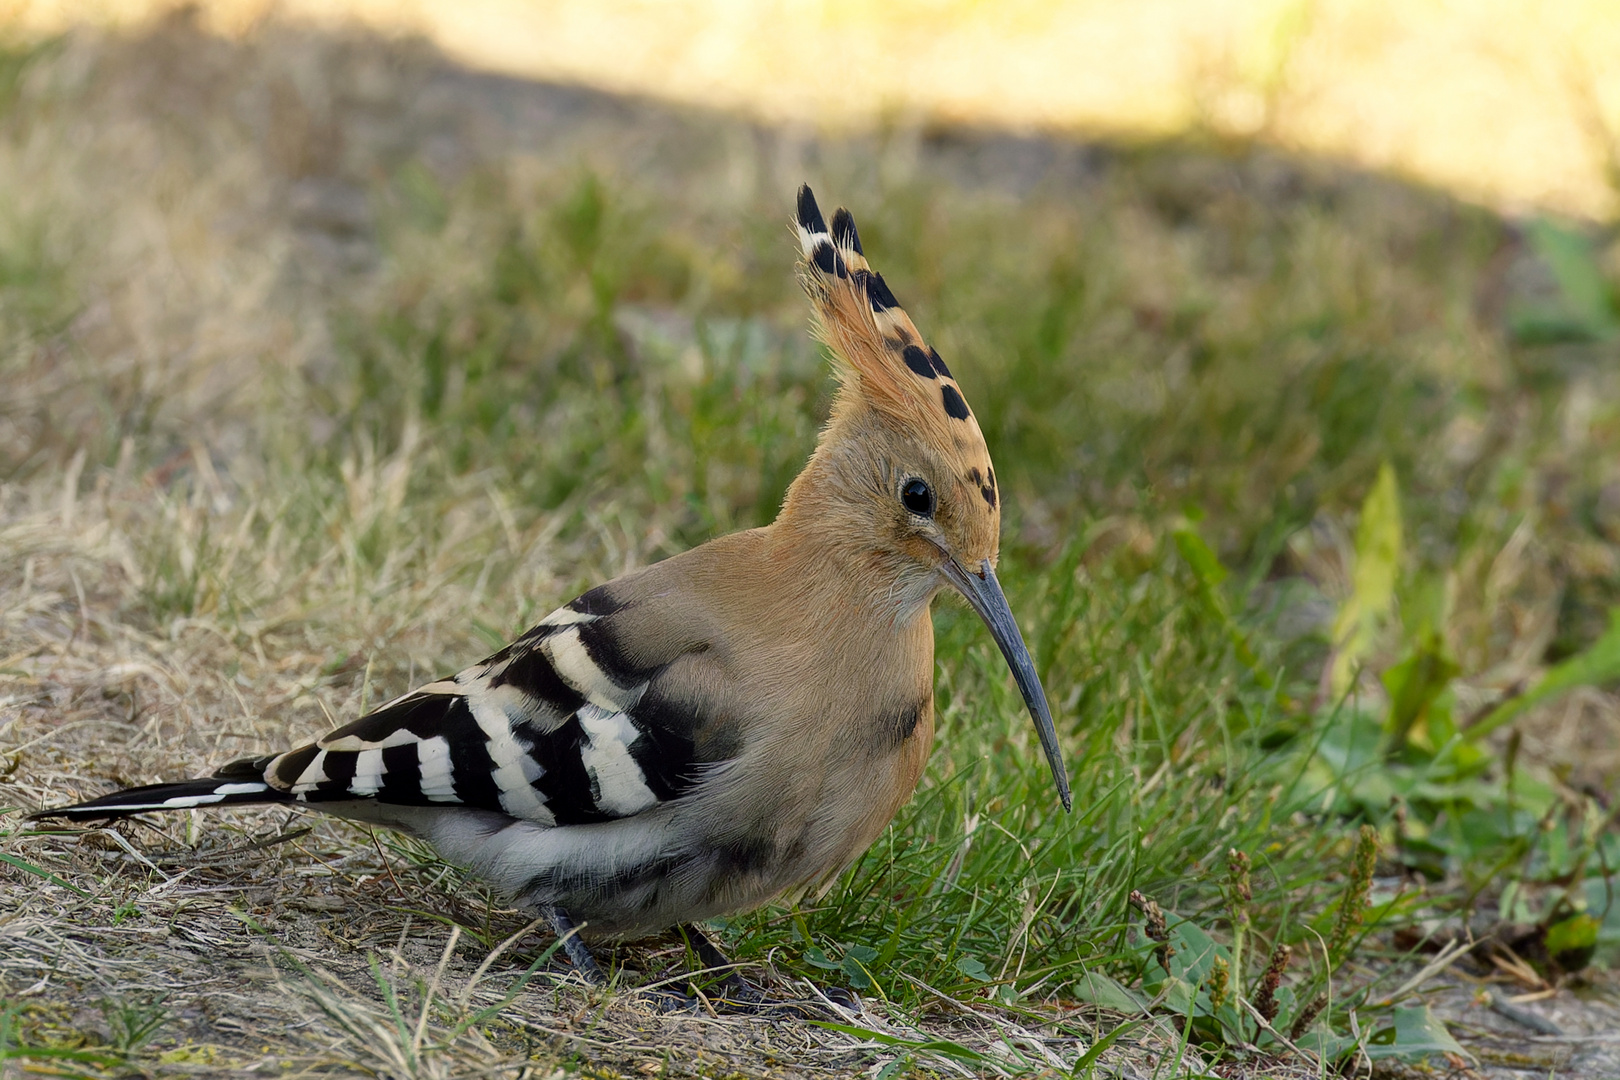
[261,588,705,826]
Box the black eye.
[901,478,934,517]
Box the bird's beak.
[941,557,1072,812]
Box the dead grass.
[1,9,1619,1079]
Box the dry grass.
[2,8,1619,1079]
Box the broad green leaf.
[1545,913,1600,971]
[1295,1026,1359,1062]
[1364,1004,1467,1062]
[1380,634,1458,754]
[1331,463,1402,695]
[1166,919,1223,985]
[802,945,839,970]
[841,956,873,990]
[1470,609,1620,740]
[840,943,880,989]
[1150,974,1196,1015]
[1069,970,1148,1014]
[1584,878,1620,965]
[1139,918,1223,1017]
[955,955,991,982]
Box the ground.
[2,10,1620,1079]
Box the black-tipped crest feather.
[831,207,863,255]
[795,184,827,235]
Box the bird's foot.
[671,924,860,1016]
[695,976,861,1017]
[642,986,702,1014]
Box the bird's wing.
[256,582,714,826]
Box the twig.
[454,914,550,1013]
[1240,996,1322,1072]
[94,827,175,882]
[413,925,461,1056]
[1376,937,1475,1004]
[368,827,408,901]
[1482,990,1564,1037]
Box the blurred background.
[3,1,1620,1070]
[15,0,1620,217]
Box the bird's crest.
[795,185,1000,515]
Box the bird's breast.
[695,614,938,903]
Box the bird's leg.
[679,924,751,999]
[541,904,605,985]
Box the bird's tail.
[29,757,292,821]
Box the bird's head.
[783,185,1071,811]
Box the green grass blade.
[0,851,91,897]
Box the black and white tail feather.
[34,770,282,820]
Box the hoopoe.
[33,186,1070,997]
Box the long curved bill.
[941,557,1072,812]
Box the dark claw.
[644,986,701,1014]
[821,985,862,1012]
[535,921,864,1016]
[696,978,857,1019]
[672,925,862,1016]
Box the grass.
[1,11,1619,1079]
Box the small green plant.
[1132,827,1465,1068]
[1506,218,1620,345]
[99,994,170,1056]
[1294,466,1620,976]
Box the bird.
[32,185,1071,1000]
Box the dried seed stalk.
[1129,889,1174,974]
[1253,943,1290,1023]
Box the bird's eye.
[901,478,934,517]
